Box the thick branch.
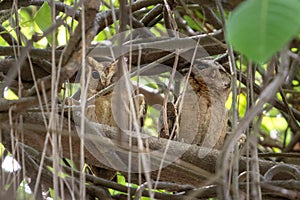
[1,111,283,187]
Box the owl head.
[86,57,118,92]
[192,59,231,96]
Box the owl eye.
[91,70,100,79]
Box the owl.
[68,57,148,179]
[85,57,118,126]
[184,60,231,149]
[70,57,147,130]
[158,60,231,149]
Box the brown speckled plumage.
[160,60,231,149]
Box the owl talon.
[158,102,178,140]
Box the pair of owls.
[73,57,231,149]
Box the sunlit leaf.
[4,88,18,100]
[34,2,52,44]
[109,173,127,195]
[226,93,247,117]
[261,115,288,131]
[226,0,300,63]
[183,15,202,31]
[0,144,5,158]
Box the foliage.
[226,0,300,63]
[34,2,53,44]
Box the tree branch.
[0,111,285,187]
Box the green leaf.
[183,15,202,31]
[226,0,300,63]
[4,88,18,100]
[34,2,52,44]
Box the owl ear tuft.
[109,60,118,73]
[87,57,104,72]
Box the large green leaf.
[34,2,52,44]
[226,0,300,63]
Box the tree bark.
[1,111,282,187]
